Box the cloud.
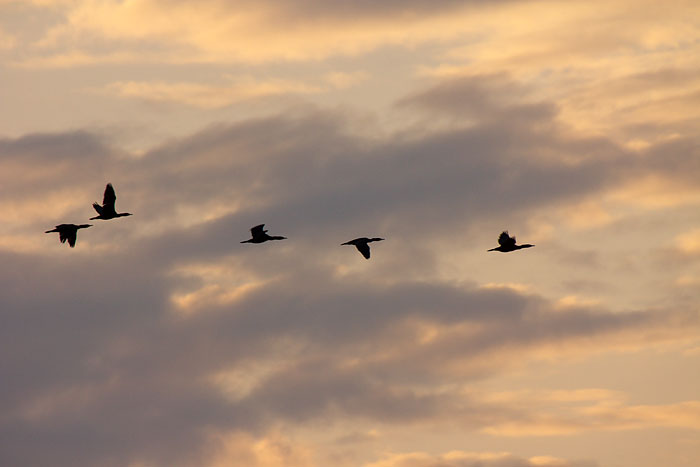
[18,0,503,66]
[1,73,699,466]
[99,77,320,109]
[14,0,695,70]
[476,390,700,436]
[325,71,370,89]
[207,431,314,467]
[366,451,596,467]
[396,72,557,126]
[0,26,14,49]
[0,240,695,465]
[676,229,700,255]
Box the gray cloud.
[151,0,519,23]
[1,73,698,466]
[0,244,689,466]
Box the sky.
[1,1,699,466]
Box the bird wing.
[67,232,77,247]
[498,231,515,248]
[251,224,266,236]
[102,183,117,207]
[92,202,103,215]
[355,242,371,259]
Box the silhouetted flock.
[46,183,534,257]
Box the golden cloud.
[676,229,700,255]
[207,431,314,467]
[28,0,483,65]
[99,77,320,108]
[478,388,700,436]
[366,451,583,467]
[324,71,370,89]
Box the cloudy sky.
[1,1,699,466]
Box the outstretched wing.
[498,231,516,248]
[355,243,371,259]
[251,224,266,236]
[92,202,103,215]
[102,183,117,208]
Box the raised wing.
[498,231,516,248]
[92,202,103,215]
[251,224,266,236]
[355,242,371,259]
[102,183,117,208]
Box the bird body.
[241,224,287,243]
[488,231,534,252]
[90,183,132,220]
[342,237,384,259]
[45,224,92,248]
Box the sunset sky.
[1,1,700,466]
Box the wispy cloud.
[366,451,596,467]
[324,71,370,89]
[98,77,320,108]
[19,0,492,66]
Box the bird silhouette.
[341,237,384,259]
[90,183,132,220]
[488,231,534,252]
[45,224,92,248]
[241,224,287,243]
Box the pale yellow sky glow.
[1,1,699,466]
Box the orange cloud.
[325,71,370,89]
[207,431,314,467]
[99,78,320,108]
[27,0,484,65]
[366,451,585,467]
[478,389,700,436]
[676,229,700,255]
[609,175,700,209]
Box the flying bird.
[45,224,92,248]
[90,183,132,220]
[240,224,287,243]
[341,237,384,259]
[488,231,534,252]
